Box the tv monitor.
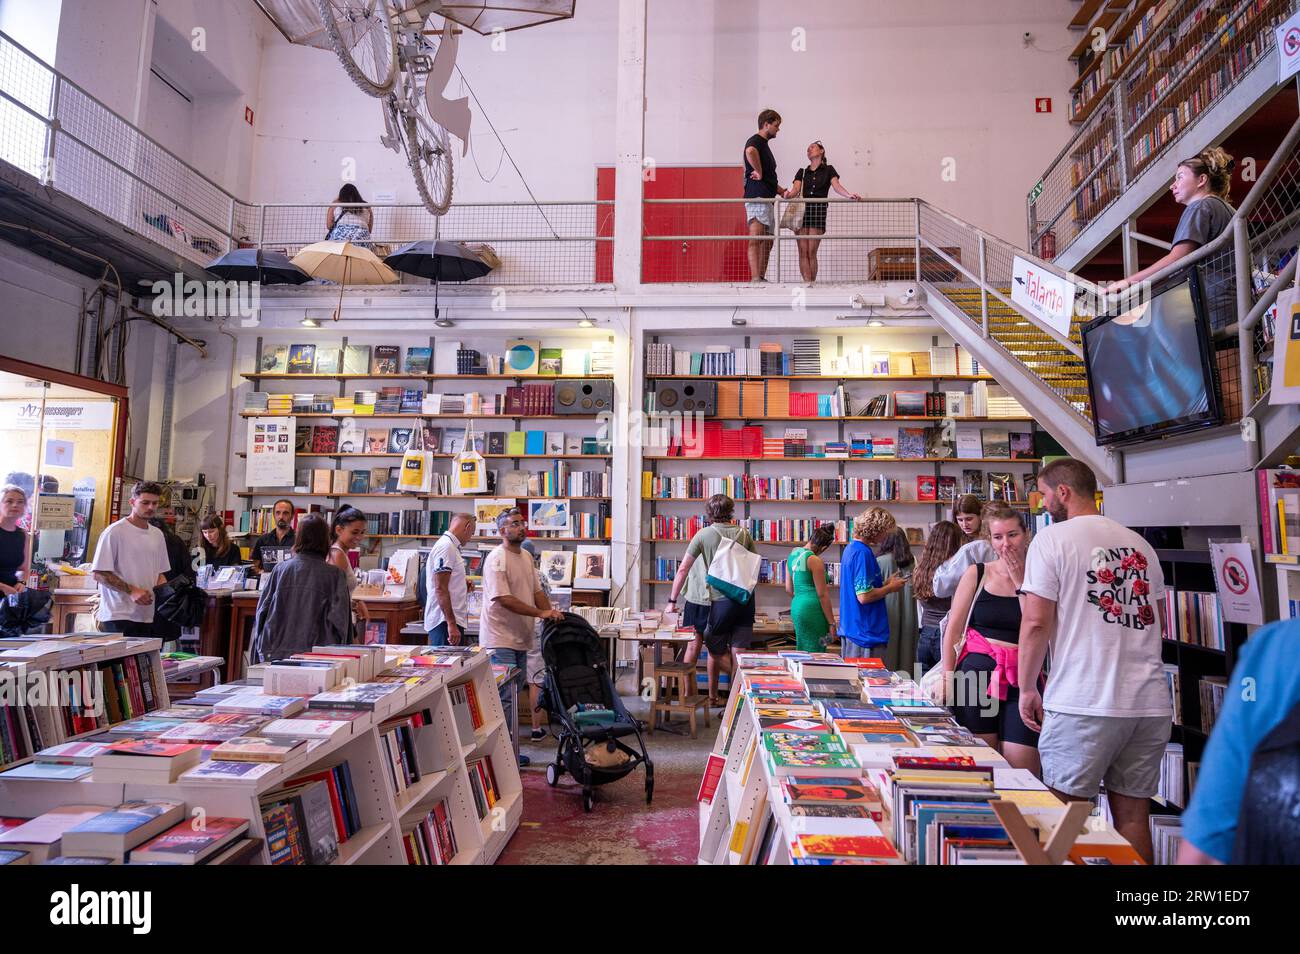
[1081,267,1222,446]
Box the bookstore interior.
[0,0,1299,892]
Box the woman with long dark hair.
[912,520,965,675]
[329,505,370,630]
[874,526,918,672]
[326,183,374,245]
[252,514,352,663]
[199,514,243,569]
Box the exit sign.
[1035,98,1052,113]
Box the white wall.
[249,0,1075,244]
[0,0,61,63]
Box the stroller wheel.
[545,763,559,787]
[582,788,594,813]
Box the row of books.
[1163,663,1182,727]
[1127,1,1285,172]
[0,651,162,767]
[1256,467,1300,555]
[297,422,608,457]
[644,342,980,377]
[448,681,487,741]
[1158,742,1186,809]
[0,801,252,865]
[260,775,342,865]
[655,425,1036,462]
[652,557,843,587]
[465,755,501,821]
[404,799,458,865]
[648,517,848,544]
[1163,589,1227,651]
[246,383,583,417]
[378,708,440,800]
[1199,676,1226,735]
[257,341,610,378]
[641,472,1019,503]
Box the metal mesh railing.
[248,201,613,284]
[1027,0,1298,261]
[640,197,916,283]
[918,202,1094,420]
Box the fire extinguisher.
[1040,230,1056,261]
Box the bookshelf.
[0,651,521,866]
[639,333,1043,612]
[696,657,1143,865]
[239,335,616,562]
[0,637,169,771]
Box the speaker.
[652,380,715,415]
[555,379,613,414]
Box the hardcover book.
[342,345,371,375]
[314,348,342,374]
[371,345,400,375]
[287,344,316,374]
[387,427,414,454]
[404,347,432,374]
[260,345,289,373]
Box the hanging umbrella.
[291,240,398,321]
[384,240,495,324]
[205,248,311,285]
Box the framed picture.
[540,549,574,587]
[474,498,519,536]
[574,544,610,589]
[527,498,570,532]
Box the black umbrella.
[384,240,495,322]
[205,248,311,285]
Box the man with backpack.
[665,494,760,706]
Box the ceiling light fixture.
[434,317,455,328]
[731,317,747,326]
[867,319,885,328]
[301,316,319,328]
[577,318,595,328]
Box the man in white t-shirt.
[1017,458,1171,863]
[91,481,172,637]
[424,512,474,646]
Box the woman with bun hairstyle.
[1107,146,1236,327]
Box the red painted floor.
[496,760,702,865]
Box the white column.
[612,0,646,291]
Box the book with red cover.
[793,833,901,861]
[1067,843,1147,865]
[893,754,981,772]
[697,753,725,804]
[104,740,201,758]
[130,817,249,864]
[312,426,339,453]
[843,657,887,669]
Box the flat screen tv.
[1081,267,1222,446]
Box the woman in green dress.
[784,524,838,652]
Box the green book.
[538,348,563,376]
[505,431,527,456]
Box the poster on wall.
[0,400,116,430]
[246,416,296,487]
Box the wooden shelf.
[643,497,1026,506]
[695,416,1034,423]
[645,456,1042,463]
[645,374,995,382]
[239,452,611,460]
[644,578,838,590]
[241,413,601,420]
[245,373,613,382]
[238,492,611,500]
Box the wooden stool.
[651,662,709,739]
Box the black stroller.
[537,613,653,812]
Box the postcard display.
[246,417,297,487]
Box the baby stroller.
[537,612,653,812]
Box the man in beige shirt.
[481,507,563,767]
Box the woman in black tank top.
[0,485,30,595]
[942,507,1041,774]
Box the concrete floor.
[496,695,717,865]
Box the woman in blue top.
[838,507,905,658]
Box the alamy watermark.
[149,272,260,324]
[0,667,102,716]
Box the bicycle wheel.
[317,0,397,97]
[404,110,454,216]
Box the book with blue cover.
[524,430,545,455]
[404,347,432,374]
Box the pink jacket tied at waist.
[957,629,1020,701]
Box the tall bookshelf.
[0,650,521,865]
[639,333,1043,613]
[238,335,614,568]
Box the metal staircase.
[912,110,1300,489]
